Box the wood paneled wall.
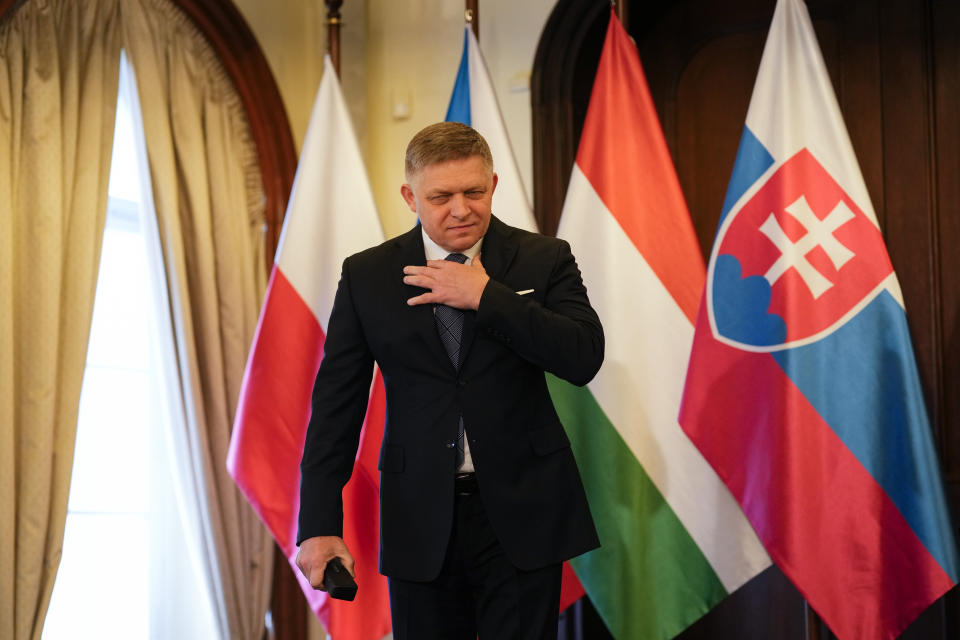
[533,0,959,637]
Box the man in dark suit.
[296,122,603,639]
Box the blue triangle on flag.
[445,28,471,125]
[720,126,774,223]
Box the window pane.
[44,51,222,640]
[85,224,150,371]
[68,365,149,514]
[108,76,142,203]
[44,513,149,640]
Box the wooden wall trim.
[932,0,960,484]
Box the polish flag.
[227,55,391,640]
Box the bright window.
[43,53,221,640]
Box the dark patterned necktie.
[435,253,468,467]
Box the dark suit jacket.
[298,215,603,582]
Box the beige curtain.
[1,0,273,638]
[120,2,273,639]
[0,1,122,639]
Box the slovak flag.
[227,56,391,640]
[679,1,958,638]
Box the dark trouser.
[388,475,562,640]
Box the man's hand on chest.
[403,254,490,310]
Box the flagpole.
[613,0,628,31]
[465,0,478,39]
[804,601,823,640]
[326,0,342,77]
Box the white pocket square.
[515,289,534,296]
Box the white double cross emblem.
[759,195,855,299]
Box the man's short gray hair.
[404,122,493,181]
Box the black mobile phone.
[322,558,358,601]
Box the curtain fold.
[119,1,272,638]
[0,1,122,638]
[1,0,273,638]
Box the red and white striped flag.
[227,56,391,640]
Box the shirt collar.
[421,227,483,264]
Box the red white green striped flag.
[552,11,771,638]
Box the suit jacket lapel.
[459,216,519,367]
[394,224,453,369]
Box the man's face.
[401,155,497,253]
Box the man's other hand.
[403,254,490,310]
[295,536,356,590]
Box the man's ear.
[490,172,499,195]
[400,183,418,213]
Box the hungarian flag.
[679,1,958,638]
[552,10,770,638]
[227,56,391,640]
[446,24,538,233]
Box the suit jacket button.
[456,378,466,387]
